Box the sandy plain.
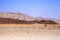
[0,24,60,40]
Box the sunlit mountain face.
[0,12,60,24]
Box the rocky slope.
[0,12,60,24]
[0,12,34,21]
[35,17,60,24]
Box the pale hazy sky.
[0,0,60,19]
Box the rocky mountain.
[0,12,60,24]
[35,17,60,24]
[0,12,34,21]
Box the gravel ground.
[0,26,60,40]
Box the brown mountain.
[0,17,35,24]
[0,12,59,24]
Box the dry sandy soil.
[0,24,60,40]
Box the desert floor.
[0,24,60,40]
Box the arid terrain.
[0,24,60,40]
[0,12,60,40]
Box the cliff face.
[0,12,59,24]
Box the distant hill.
[0,12,34,21]
[35,17,60,24]
[0,12,59,24]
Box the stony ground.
[0,25,60,40]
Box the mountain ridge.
[0,12,60,24]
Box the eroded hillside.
[0,12,59,24]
